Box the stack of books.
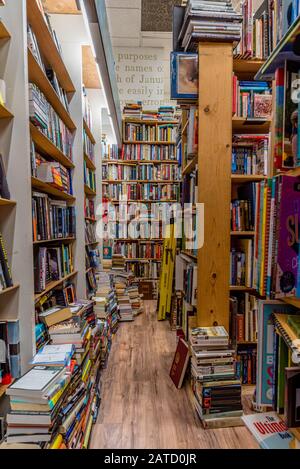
[112,254,126,271]
[127,285,144,317]
[189,326,243,426]
[114,278,134,322]
[123,102,142,119]
[158,106,176,121]
[178,0,242,52]
[232,77,272,119]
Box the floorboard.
[90,301,259,449]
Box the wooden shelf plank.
[231,231,255,236]
[125,258,162,262]
[33,237,76,245]
[84,185,96,197]
[0,198,16,206]
[86,241,98,246]
[231,174,266,183]
[282,297,300,309]
[102,180,179,184]
[109,199,178,204]
[182,155,197,176]
[230,286,256,291]
[0,103,13,119]
[83,119,96,144]
[103,159,178,165]
[233,59,265,75]
[124,141,176,145]
[0,284,20,297]
[28,48,76,131]
[84,153,96,171]
[123,119,178,125]
[27,0,75,93]
[181,250,198,261]
[237,341,257,345]
[232,116,272,133]
[34,271,78,303]
[0,20,10,39]
[32,176,76,202]
[30,123,74,168]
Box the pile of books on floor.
[179,0,242,52]
[123,102,142,119]
[112,254,126,271]
[127,285,144,317]
[114,277,134,322]
[189,326,243,428]
[5,301,102,448]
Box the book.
[30,344,75,367]
[170,338,190,389]
[0,153,10,199]
[6,366,65,399]
[0,233,13,288]
[38,307,72,328]
[243,412,297,449]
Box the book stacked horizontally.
[127,285,144,317]
[189,326,243,425]
[123,102,142,119]
[114,279,134,322]
[112,254,126,271]
[179,0,242,52]
[158,106,176,122]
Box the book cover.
[276,175,300,298]
[170,52,198,100]
[243,412,297,449]
[169,338,190,389]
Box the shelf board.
[27,0,75,94]
[33,237,76,245]
[34,271,78,303]
[123,141,176,145]
[181,250,198,261]
[0,198,16,206]
[0,103,13,119]
[236,341,257,345]
[232,117,272,133]
[84,185,96,197]
[284,166,300,177]
[0,284,20,297]
[86,241,98,246]
[256,16,300,80]
[84,153,96,171]
[125,258,162,262]
[109,199,178,204]
[231,174,266,183]
[182,155,197,176]
[103,159,178,165]
[28,49,76,131]
[233,58,265,75]
[30,123,74,169]
[85,217,96,223]
[32,177,76,202]
[0,20,10,39]
[282,297,300,309]
[83,119,96,144]
[102,180,179,184]
[231,231,255,236]
[123,119,178,125]
[230,286,256,291]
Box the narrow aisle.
[90,301,259,449]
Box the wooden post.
[197,42,233,329]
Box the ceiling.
[42,0,80,14]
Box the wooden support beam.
[197,42,233,329]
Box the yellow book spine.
[50,434,63,450]
[82,414,93,449]
[260,186,267,295]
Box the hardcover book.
[170,338,190,389]
[276,175,300,298]
[243,412,298,449]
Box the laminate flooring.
[90,301,259,449]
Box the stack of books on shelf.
[35,161,72,194]
[34,244,74,293]
[178,0,242,52]
[232,77,272,119]
[158,106,176,121]
[29,84,73,159]
[85,221,97,245]
[84,161,96,192]
[4,300,102,448]
[232,134,269,176]
[121,143,177,161]
[236,0,300,60]
[123,102,142,119]
[32,193,76,241]
[230,293,258,344]
[84,198,95,221]
[189,326,243,427]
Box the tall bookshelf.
[102,116,179,297]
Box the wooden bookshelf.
[0,198,16,206]
[28,48,76,131]
[0,19,10,39]
[32,177,76,202]
[30,123,75,169]
[123,119,178,126]
[0,102,13,119]
[102,180,180,184]
[125,258,162,262]
[232,116,272,133]
[0,284,20,296]
[230,286,256,292]
[182,155,197,176]
[123,141,176,145]
[103,159,178,165]
[84,185,96,197]
[231,174,266,183]
[282,297,300,309]
[33,237,76,245]
[84,152,96,171]
[233,59,264,75]
[34,271,78,303]
[231,231,255,236]
[27,0,75,94]
[83,118,96,144]
[181,250,198,261]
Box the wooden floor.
[90,301,259,449]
